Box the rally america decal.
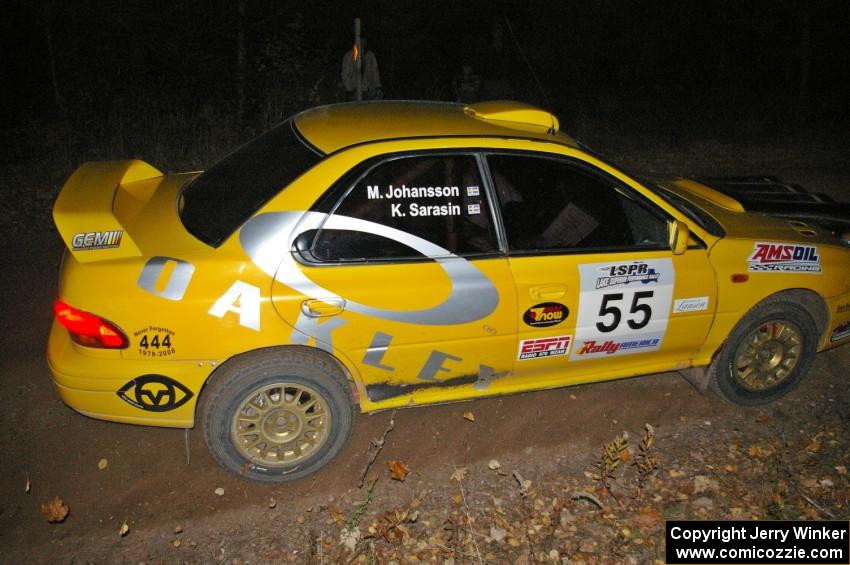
[571,258,674,360]
[747,242,821,274]
[518,335,572,360]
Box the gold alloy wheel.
[733,320,803,391]
[231,383,331,466]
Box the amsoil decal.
[117,375,193,412]
[523,303,569,328]
[747,242,821,273]
[837,303,850,314]
[575,338,660,356]
[831,321,850,342]
[518,335,572,360]
[71,230,123,250]
[572,259,674,360]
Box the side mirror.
[670,220,690,255]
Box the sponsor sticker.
[117,374,194,412]
[837,303,850,314]
[830,321,850,342]
[747,242,821,273]
[133,325,176,357]
[672,296,709,313]
[572,259,674,360]
[518,335,572,360]
[575,338,661,356]
[71,230,123,250]
[523,302,569,328]
[594,262,661,289]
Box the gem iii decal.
[71,230,123,250]
[830,321,850,342]
[571,259,674,360]
[747,242,821,274]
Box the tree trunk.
[44,0,64,117]
[236,0,246,132]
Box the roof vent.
[467,101,559,133]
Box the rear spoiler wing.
[53,160,163,262]
[698,176,850,238]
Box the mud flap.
[677,366,711,393]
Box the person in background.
[452,63,482,103]
[341,38,382,100]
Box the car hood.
[658,178,842,246]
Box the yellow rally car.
[48,101,850,482]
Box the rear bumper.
[47,321,211,427]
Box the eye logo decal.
[240,211,499,326]
[117,375,194,412]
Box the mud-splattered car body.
[48,101,850,480]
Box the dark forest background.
[2,0,849,177]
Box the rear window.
[179,120,323,247]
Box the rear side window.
[180,120,322,247]
[309,154,499,261]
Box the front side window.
[309,154,499,261]
[487,154,669,254]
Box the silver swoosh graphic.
[240,211,499,325]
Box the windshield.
[179,120,323,247]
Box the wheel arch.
[709,287,829,365]
[193,344,363,425]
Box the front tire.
[201,348,355,483]
[709,299,818,406]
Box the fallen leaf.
[174,525,184,534]
[340,526,360,552]
[835,465,847,475]
[488,459,501,471]
[490,525,507,542]
[98,458,108,470]
[40,496,69,523]
[387,460,410,481]
[463,411,475,422]
[667,469,684,478]
[329,505,345,525]
[450,467,468,482]
[214,487,225,496]
[268,497,277,508]
[119,521,130,536]
[25,473,30,494]
[172,538,182,548]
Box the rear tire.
[201,348,355,483]
[709,299,818,406]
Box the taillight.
[53,300,129,349]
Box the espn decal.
[72,230,123,250]
[747,242,821,274]
[518,335,572,360]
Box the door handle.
[529,285,567,300]
[301,298,346,318]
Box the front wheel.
[201,348,355,483]
[709,299,818,406]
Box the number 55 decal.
[572,259,674,360]
[596,291,654,333]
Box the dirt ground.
[1,135,849,564]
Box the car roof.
[294,100,577,154]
